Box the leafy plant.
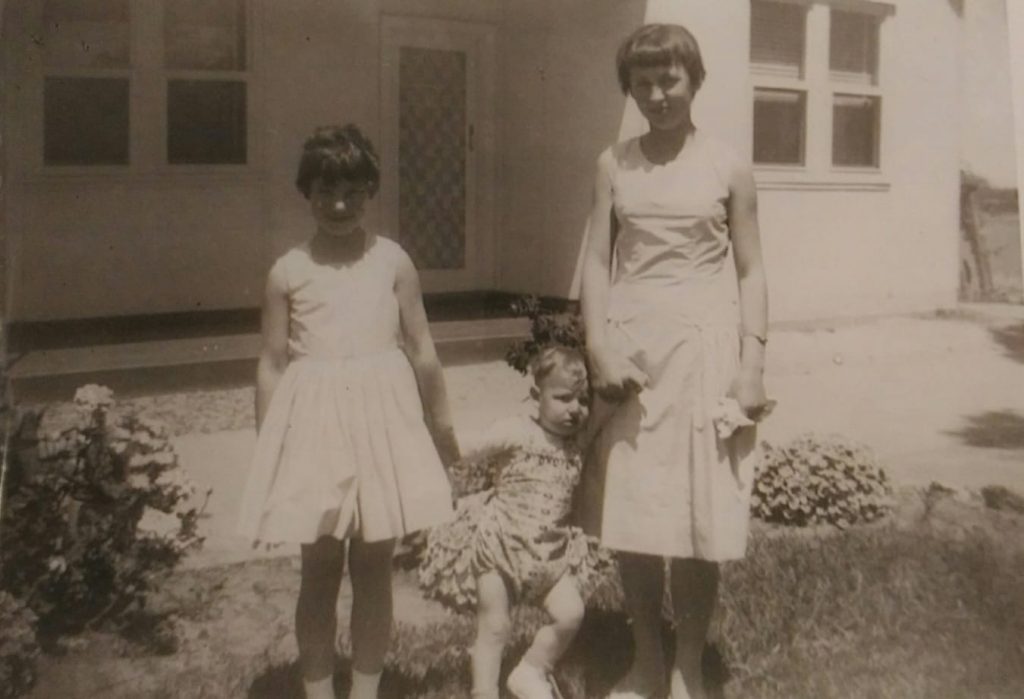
[0,385,206,643]
[752,433,893,527]
[0,592,39,699]
[505,296,585,375]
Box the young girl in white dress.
[579,25,770,699]
[418,346,614,699]
[237,124,459,699]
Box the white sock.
[302,674,335,699]
[349,669,383,699]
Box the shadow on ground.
[947,409,1024,450]
[990,323,1024,365]
[247,613,728,699]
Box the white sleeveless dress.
[237,234,453,544]
[578,132,758,561]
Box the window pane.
[753,88,805,165]
[750,0,806,78]
[165,0,246,70]
[44,77,129,165]
[833,94,880,167]
[167,80,246,164]
[830,10,879,84]
[43,0,130,69]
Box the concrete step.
[6,317,530,380]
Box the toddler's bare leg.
[614,551,668,697]
[525,574,585,672]
[667,559,719,699]
[348,537,397,699]
[472,571,512,699]
[508,574,585,698]
[297,537,347,699]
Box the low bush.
[505,296,585,375]
[752,433,892,527]
[0,592,39,699]
[0,385,206,643]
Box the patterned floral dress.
[418,416,615,612]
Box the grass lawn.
[29,489,1024,698]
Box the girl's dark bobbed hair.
[616,23,706,95]
[295,124,381,199]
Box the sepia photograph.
[1,0,1022,697]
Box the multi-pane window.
[39,0,251,168]
[42,0,131,165]
[829,9,881,167]
[750,0,885,172]
[165,0,248,164]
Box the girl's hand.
[589,347,648,403]
[728,371,768,419]
[432,424,461,469]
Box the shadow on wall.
[946,409,1024,450]
[990,323,1024,365]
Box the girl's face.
[310,178,370,237]
[628,62,695,132]
[534,368,590,437]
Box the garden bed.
[24,485,1024,699]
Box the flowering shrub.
[0,592,39,699]
[751,434,893,528]
[505,296,585,375]
[0,385,205,641]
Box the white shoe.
[506,661,555,699]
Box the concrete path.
[174,308,1024,568]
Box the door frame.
[379,15,496,293]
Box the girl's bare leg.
[667,559,719,699]
[472,571,512,699]
[297,537,347,699]
[614,552,668,697]
[508,574,586,698]
[348,537,397,699]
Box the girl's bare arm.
[255,262,290,431]
[728,159,770,415]
[580,150,648,401]
[395,251,461,466]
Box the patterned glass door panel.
[398,47,467,271]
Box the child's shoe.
[506,660,556,699]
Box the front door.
[379,16,495,293]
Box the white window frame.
[750,0,895,191]
[23,0,260,179]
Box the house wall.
[2,0,269,321]
[755,0,962,320]
[1,0,965,323]
[494,0,646,297]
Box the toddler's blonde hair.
[530,345,588,390]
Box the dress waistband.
[289,346,405,364]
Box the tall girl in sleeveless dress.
[237,125,458,699]
[579,25,770,699]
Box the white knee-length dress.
[237,234,453,544]
[578,131,758,561]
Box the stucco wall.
[0,0,967,322]
[756,1,962,320]
[494,0,645,297]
